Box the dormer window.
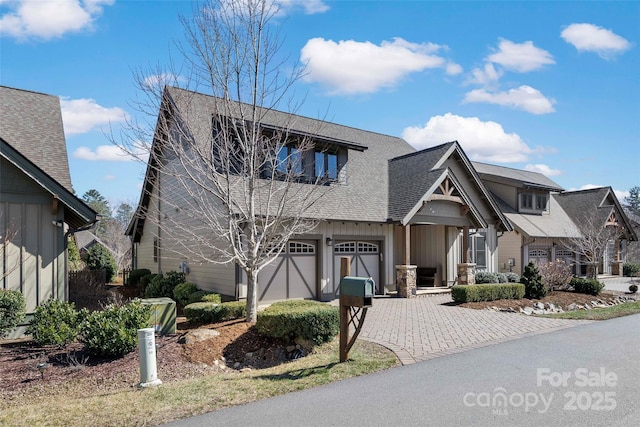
[519,191,548,214]
[315,151,338,181]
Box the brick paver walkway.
[359,294,590,365]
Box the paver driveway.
[359,294,590,365]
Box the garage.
[332,240,381,296]
[258,240,317,302]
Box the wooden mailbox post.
[339,256,374,362]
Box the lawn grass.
[542,300,640,320]
[0,338,397,427]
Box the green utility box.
[141,298,177,335]
[340,276,375,307]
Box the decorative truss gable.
[428,177,463,204]
[605,211,619,227]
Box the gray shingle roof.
[0,86,73,191]
[388,142,455,221]
[161,86,416,222]
[472,161,564,191]
[494,193,581,238]
[556,187,637,241]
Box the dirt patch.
[457,290,631,311]
[1,317,294,402]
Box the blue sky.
[1,0,638,209]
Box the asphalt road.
[166,314,640,427]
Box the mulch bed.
[456,290,632,311]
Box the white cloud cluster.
[401,113,545,163]
[60,97,128,135]
[73,143,149,162]
[465,39,555,114]
[463,85,556,115]
[300,37,459,95]
[524,164,562,177]
[561,23,631,59]
[0,0,114,41]
[486,39,555,72]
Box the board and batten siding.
[1,160,66,337]
[497,231,522,273]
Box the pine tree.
[521,261,546,299]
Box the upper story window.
[315,151,338,181]
[519,191,549,214]
[276,145,303,176]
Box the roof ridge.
[0,85,58,99]
[166,85,408,142]
[389,141,456,162]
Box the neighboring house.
[74,229,104,259]
[623,208,640,264]
[127,87,511,302]
[0,86,97,338]
[474,162,637,276]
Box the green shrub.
[475,271,499,284]
[623,263,640,277]
[186,290,210,305]
[26,299,86,347]
[629,284,638,294]
[505,272,520,283]
[138,273,158,295]
[173,283,199,305]
[256,300,339,345]
[201,293,222,303]
[183,301,246,323]
[451,283,525,303]
[126,268,151,288]
[521,262,546,299]
[0,290,26,337]
[79,300,151,357]
[570,278,604,296]
[144,271,185,299]
[497,273,508,283]
[85,243,117,283]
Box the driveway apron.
[359,294,590,365]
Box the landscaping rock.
[180,329,220,344]
[533,302,545,310]
[567,303,579,311]
[522,307,534,315]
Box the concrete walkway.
[601,274,639,292]
[359,294,591,365]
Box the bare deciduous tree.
[562,213,622,279]
[117,0,331,322]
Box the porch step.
[385,287,452,298]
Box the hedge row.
[570,278,604,296]
[183,301,246,323]
[256,300,339,345]
[451,283,525,303]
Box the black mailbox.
[339,276,374,307]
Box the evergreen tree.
[521,261,546,299]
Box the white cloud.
[0,0,114,41]
[401,113,545,163]
[561,23,631,59]
[60,97,128,135]
[524,164,562,177]
[104,175,116,181]
[487,39,555,73]
[301,37,449,95]
[276,0,328,15]
[614,189,629,203]
[445,62,463,76]
[73,144,148,162]
[463,85,556,115]
[466,63,503,87]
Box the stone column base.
[396,265,417,298]
[611,261,623,276]
[457,263,477,285]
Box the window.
[468,230,487,268]
[153,238,158,263]
[519,192,549,213]
[289,241,315,254]
[277,146,302,176]
[315,151,338,181]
